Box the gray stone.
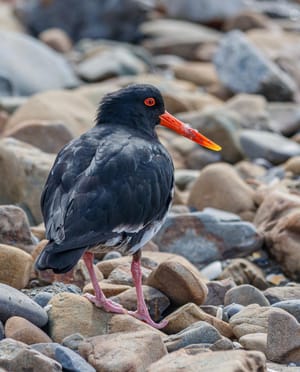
[165,321,222,352]
[0,30,78,96]
[76,46,148,82]
[33,292,54,308]
[177,108,243,164]
[214,30,297,101]
[31,343,96,372]
[204,279,235,306]
[240,130,300,165]
[62,333,85,353]
[272,300,300,323]
[224,284,270,307]
[19,0,149,43]
[0,338,62,371]
[0,283,48,327]
[268,103,300,136]
[158,0,250,23]
[141,19,221,59]
[223,304,245,321]
[0,322,3,341]
[153,210,263,268]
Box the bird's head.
[97,84,221,151]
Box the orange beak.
[159,111,221,151]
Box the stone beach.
[1,0,300,371]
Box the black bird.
[35,84,221,328]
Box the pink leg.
[83,251,126,314]
[128,251,168,329]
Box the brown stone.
[229,304,288,338]
[147,256,208,306]
[219,258,268,290]
[48,292,114,342]
[0,204,36,254]
[267,310,300,363]
[204,279,235,306]
[0,244,33,289]
[4,120,73,154]
[107,263,150,286]
[39,28,73,53]
[110,285,170,322]
[0,138,55,223]
[173,62,219,87]
[254,191,300,280]
[5,316,52,345]
[30,223,46,241]
[264,285,300,304]
[96,251,176,278]
[224,10,278,32]
[0,338,61,371]
[83,281,131,297]
[146,348,266,372]
[239,333,267,354]
[6,90,95,138]
[188,163,256,219]
[164,303,233,338]
[284,156,300,174]
[79,331,167,372]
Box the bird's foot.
[128,310,168,329]
[84,293,127,314]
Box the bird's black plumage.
[36,84,174,273]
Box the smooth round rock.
[0,283,48,327]
[5,316,52,344]
[224,284,270,307]
[33,292,54,308]
[272,300,300,323]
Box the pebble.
[107,262,151,286]
[0,283,48,327]
[5,316,52,344]
[0,244,33,289]
[0,204,37,253]
[83,281,131,298]
[0,138,55,223]
[272,300,300,323]
[219,258,269,290]
[78,331,167,372]
[214,30,296,101]
[154,209,262,268]
[204,279,235,306]
[223,303,245,321]
[164,303,233,338]
[47,292,113,342]
[31,343,96,372]
[146,348,266,372]
[188,163,256,220]
[266,310,300,363]
[224,284,270,307]
[264,285,300,304]
[0,322,4,341]
[200,261,223,280]
[229,303,288,338]
[165,321,222,352]
[146,256,208,306]
[0,30,78,96]
[239,130,300,164]
[110,285,170,322]
[239,333,268,354]
[33,292,54,308]
[0,338,62,371]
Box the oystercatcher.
[35,84,221,328]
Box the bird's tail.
[35,241,85,274]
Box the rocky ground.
[0,0,300,371]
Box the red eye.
[144,97,156,107]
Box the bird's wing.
[41,130,174,252]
